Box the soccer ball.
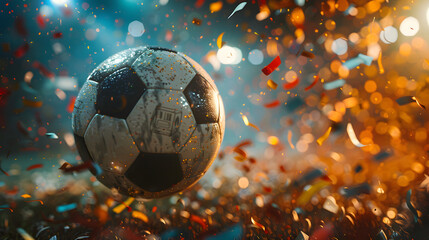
[72,46,225,199]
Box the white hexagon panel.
[72,80,98,137]
[84,114,140,174]
[179,123,221,178]
[179,53,219,93]
[126,89,196,153]
[132,48,196,90]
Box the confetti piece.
[26,164,43,171]
[24,200,44,205]
[195,0,205,8]
[373,150,391,161]
[13,43,30,58]
[45,133,59,139]
[340,183,371,197]
[17,228,34,240]
[36,14,45,29]
[61,161,102,175]
[297,180,330,205]
[396,96,426,109]
[354,164,363,173]
[209,1,223,12]
[300,50,315,59]
[287,130,295,149]
[190,215,208,231]
[406,189,419,223]
[293,169,325,188]
[323,196,339,214]
[217,32,225,49]
[22,99,43,108]
[56,203,77,213]
[248,122,260,131]
[267,79,278,90]
[283,78,300,90]
[357,53,373,66]
[235,139,252,149]
[192,18,202,25]
[132,211,149,223]
[0,207,13,212]
[262,56,281,76]
[295,231,309,240]
[21,194,31,198]
[347,123,366,147]
[264,99,280,108]
[113,197,134,214]
[250,217,266,231]
[15,17,28,37]
[323,79,345,90]
[304,75,319,91]
[59,162,72,170]
[0,168,9,176]
[377,51,384,74]
[343,57,363,70]
[376,230,388,240]
[233,147,247,159]
[67,96,77,113]
[228,2,247,19]
[310,223,334,240]
[317,127,331,145]
[53,32,63,39]
[33,61,55,78]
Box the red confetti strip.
[301,50,315,58]
[26,164,43,171]
[32,61,55,78]
[14,16,28,37]
[264,99,280,108]
[304,75,320,91]
[257,0,267,7]
[13,43,29,58]
[0,87,10,106]
[190,215,208,231]
[67,96,76,113]
[0,208,13,212]
[53,32,63,39]
[0,168,9,176]
[262,56,281,76]
[25,200,44,205]
[233,148,247,158]
[36,14,45,29]
[283,78,300,90]
[234,139,252,149]
[152,206,157,212]
[5,186,19,195]
[61,161,96,174]
[195,0,205,8]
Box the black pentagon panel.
[125,152,184,192]
[89,48,144,83]
[96,67,147,119]
[183,74,219,124]
[148,46,177,53]
[74,134,96,175]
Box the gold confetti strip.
[251,217,266,231]
[378,51,384,74]
[317,127,332,146]
[132,211,149,223]
[267,79,278,90]
[217,32,224,49]
[242,115,260,131]
[113,197,134,214]
[21,194,31,199]
[346,123,366,148]
[288,130,295,149]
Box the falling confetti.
[262,56,281,75]
[228,2,247,19]
[347,123,366,147]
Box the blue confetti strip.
[294,168,325,187]
[205,223,243,240]
[323,79,346,90]
[357,53,373,66]
[56,203,77,213]
[406,189,419,223]
[343,57,363,69]
[340,183,371,197]
[91,162,103,176]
